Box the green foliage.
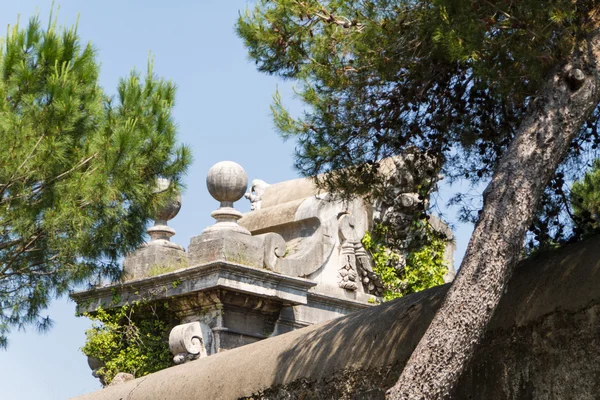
[570,159,600,234]
[527,158,600,251]
[238,0,600,250]
[0,13,191,347]
[402,235,448,294]
[363,223,448,301]
[81,301,175,386]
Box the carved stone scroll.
[169,321,214,364]
[255,232,287,270]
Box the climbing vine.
[363,223,449,301]
[80,301,176,386]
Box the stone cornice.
[70,261,316,314]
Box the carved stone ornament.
[148,178,183,243]
[203,161,251,235]
[244,179,271,211]
[355,243,384,296]
[338,240,359,290]
[338,213,384,295]
[169,321,214,364]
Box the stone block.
[122,242,187,280]
[188,230,265,268]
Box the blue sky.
[0,2,475,399]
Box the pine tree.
[238,1,600,397]
[0,14,191,347]
[570,159,600,233]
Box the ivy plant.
[80,301,176,386]
[363,223,449,301]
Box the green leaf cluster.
[363,223,448,301]
[0,13,191,347]
[570,159,600,234]
[81,301,175,386]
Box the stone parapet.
[72,235,600,400]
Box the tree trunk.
[387,29,600,399]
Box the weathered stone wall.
[454,304,600,400]
[73,236,600,400]
[243,305,600,400]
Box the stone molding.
[71,261,317,314]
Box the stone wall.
[73,236,600,400]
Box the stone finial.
[121,178,185,281]
[147,178,182,242]
[204,161,250,235]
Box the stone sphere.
[206,161,248,203]
[153,178,182,221]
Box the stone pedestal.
[122,241,186,280]
[122,178,186,280]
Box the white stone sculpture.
[169,321,214,364]
[238,178,378,297]
[244,179,271,211]
[73,156,457,380]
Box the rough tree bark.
[386,24,600,400]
